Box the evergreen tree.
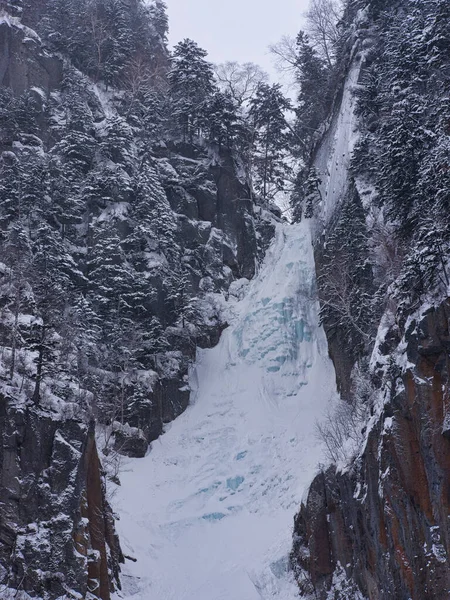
[168,39,216,140]
[1,223,33,380]
[292,31,330,161]
[204,91,240,150]
[27,223,74,404]
[249,83,292,200]
[147,0,169,42]
[303,167,323,219]
[129,160,177,265]
[87,222,133,319]
[0,152,20,227]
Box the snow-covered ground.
[112,222,338,600]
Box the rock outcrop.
[0,397,123,599]
[115,146,276,455]
[292,300,450,599]
[0,13,62,96]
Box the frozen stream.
[113,222,337,600]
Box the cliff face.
[0,398,123,599]
[0,13,62,96]
[0,2,277,461]
[0,3,278,598]
[292,300,450,599]
[290,1,450,597]
[116,145,275,456]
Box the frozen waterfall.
[112,221,337,600]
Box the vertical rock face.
[290,0,450,595]
[0,17,62,96]
[292,300,450,599]
[112,145,276,456]
[0,397,123,599]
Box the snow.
[90,82,115,119]
[97,201,130,222]
[112,222,338,600]
[313,48,363,233]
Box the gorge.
[0,0,449,599]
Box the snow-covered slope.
[112,222,337,600]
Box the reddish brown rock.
[292,299,450,600]
[0,402,123,599]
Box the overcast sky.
[166,0,309,81]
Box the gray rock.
[0,20,62,96]
[0,397,123,599]
[113,425,148,459]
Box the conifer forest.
[0,0,449,599]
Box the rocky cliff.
[0,397,123,599]
[290,0,450,598]
[292,300,450,599]
[0,2,278,598]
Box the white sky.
[166,0,309,81]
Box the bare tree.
[214,61,268,106]
[305,0,343,68]
[370,218,405,286]
[318,261,372,342]
[269,0,343,77]
[268,35,299,77]
[88,6,110,81]
[315,394,368,464]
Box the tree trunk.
[32,344,44,405]
[9,287,20,380]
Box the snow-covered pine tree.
[318,181,375,356]
[292,31,330,161]
[204,91,240,151]
[168,39,216,141]
[249,83,292,200]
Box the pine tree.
[147,0,169,42]
[0,152,20,227]
[26,223,74,404]
[2,223,33,380]
[129,160,177,265]
[204,91,240,150]
[87,222,131,319]
[249,83,292,200]
[168,39,216,140]
[303,167,323,218]
[293,31,330,161]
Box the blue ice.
[197,481,221,495]
[226,476,244,491]
[202,512,226,522]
